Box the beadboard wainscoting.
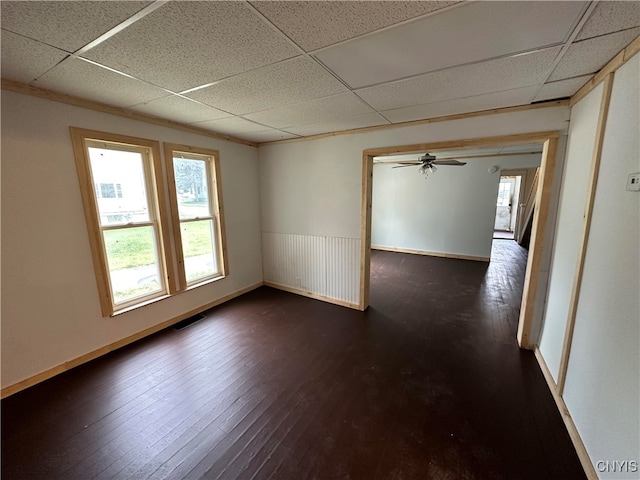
[262,233,360,308]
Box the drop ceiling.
[2,1,639,144]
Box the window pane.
[88,147,150,225]
[103,226,163,304]
[181,219,218,283]
[101,183,116,198]
[173,158,210,219]
[497,181,511,206]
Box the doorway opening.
[494,175,520,240]
[360,132,560,349]
[492,167,540,247]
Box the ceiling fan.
[392,153,467,177]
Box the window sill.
[111,294,172,317]
[185,274,226,292]
[109,274,227,317]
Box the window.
[70,129,227,316]
[497,178,513,206]
[164,143,227,288]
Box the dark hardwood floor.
[1,240,586,479]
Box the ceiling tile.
[315,1,587,88]
[358,48,561,112]
[82,1,299,92]
[285,112,388,136]
[33,58,169,107]
[576,1,640,41]
[243,130,300,143]
[244,93,376,129]
[190,117,270,136]
[187,56,348,115]
[534,75,593,102]
[380,87,539,124]
[0,1,151,52]
[250,1,461,52]
[128,95,231,124]
[0,30,68,83]
[549,27,640,81]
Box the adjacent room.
[2,1,639,479]
[370,146,542,260]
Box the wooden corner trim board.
[0,282,264,399]
[571,34,639,107]
[263,281,361,311]
[372,245,490,263]
[0,78,258,148]
[359,152,374,311]
[557,74,615,396]
[534,348,598,479]
[517,137,558,349]
[623,33,640,62]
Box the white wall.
[539,83,604,381]
[1,91,264,389]
[564,55,639,478]
[259,106,570,305]
[372,154,541,260]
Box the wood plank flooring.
[1,240,586,479]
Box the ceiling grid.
[1,0,638,143]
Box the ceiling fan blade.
[432,159,467,166]
[395,160,422,165]
[392,164,417,169]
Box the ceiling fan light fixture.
[418,164,437,177]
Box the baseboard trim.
[534,347,597,479]
[1,282,264,399]
[372,245,490,263]
[263,281,361,310]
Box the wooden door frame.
[359,131,562,349]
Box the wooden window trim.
[71,131,230,315]
[70,127,177,316]
[164,143,229,292]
